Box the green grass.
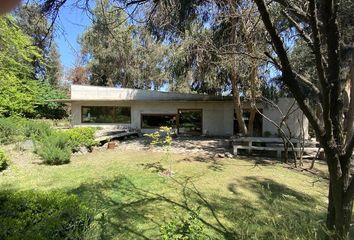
[0,148,329,239]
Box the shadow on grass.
[68,175,327,240]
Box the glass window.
[82,106,131,123]
[141,114,176,128]
[178,109,202,134]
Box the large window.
[141,114,176,128]
[82,106,131,123]
[178,109,202,135]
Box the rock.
[20,140,34,151]
[225,152,234,158]
[78,146,89,154]
[217,153,225,158]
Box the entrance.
[177,109,202,135]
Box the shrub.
[160,207,207,240]
[23,120,53,140]
[0,117,23,144]
[37,132,71,165]
[65,127,97,151]
[0,191,93,240]
[0,148,9,171]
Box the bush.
[0,148,9,171]
[65,127,97,151]
[0,117,23,144]
[37,132,71,165]
[0,191,93,240]
[160,207,207,240]
[23,120,53,140]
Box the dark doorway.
[234,109,263,136]
[177,109,203,135]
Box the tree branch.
[281,10,314,52]
[254,0,324,138]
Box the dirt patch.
[116,136,232,157]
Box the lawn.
[0,147,329,240]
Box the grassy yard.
[0,147,330,240]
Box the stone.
[20,140,34,151]
[225,152,234,158]
[78,146,89,154]
[217,153,225,158]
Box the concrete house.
[60,85,308,137]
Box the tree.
[0,15,67,118]
[252,0,354,239]
[137,0,267,136]
[46,43,63,86]
[15,3,63,86]
[81,0,168,88]
[0,15,42,116]
[68,66,89,85]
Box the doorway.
[177,109,203,135]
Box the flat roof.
[69,84,233,102]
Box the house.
[58,85,308,138]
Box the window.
[178,109,202,134]
[82,106,131,123]
[141,114,176,128]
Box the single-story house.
[57,85,308,138]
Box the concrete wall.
[71,100,234,136]
[262,98,309,139]
[70,97,308,138]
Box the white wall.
[71,101,234,136]
[262,98,309,139]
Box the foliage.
[32,82,68,119]
[80,0,168,88]
[145,126,173,146]
[37,132,71,165]
[46,42,63,86]
[15,3,63,84]
[0,117,53,144]
[145,126,173,174]
[0,15,66,118]
[65,127,97,151]
[23,120,53,140]
[68,66,89,85]
[0,15,43,117]
[0,117,23,144]
[0,191,92,240]
[0,148,9,171]
[160,207,206,240]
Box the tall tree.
[140,0,267,135]
[252,0,354,239]
[15,3,63,86]
[46,43,63,86]
[81,0,167,88]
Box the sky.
[54,3,91,70]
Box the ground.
[0,139,331,240]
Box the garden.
[0,119,331,239]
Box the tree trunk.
[248,109,256,136]
[345,51,354,144]
[231,70,247,135]
[325,154,354,240]
[247,65,258,136]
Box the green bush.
[0,148,9,171]
[160,207,207,240]
[37,132,71,165]
[0,191,93,240]
[65,127,97,151]
[23,120,53,140]
[0,117,23,144]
